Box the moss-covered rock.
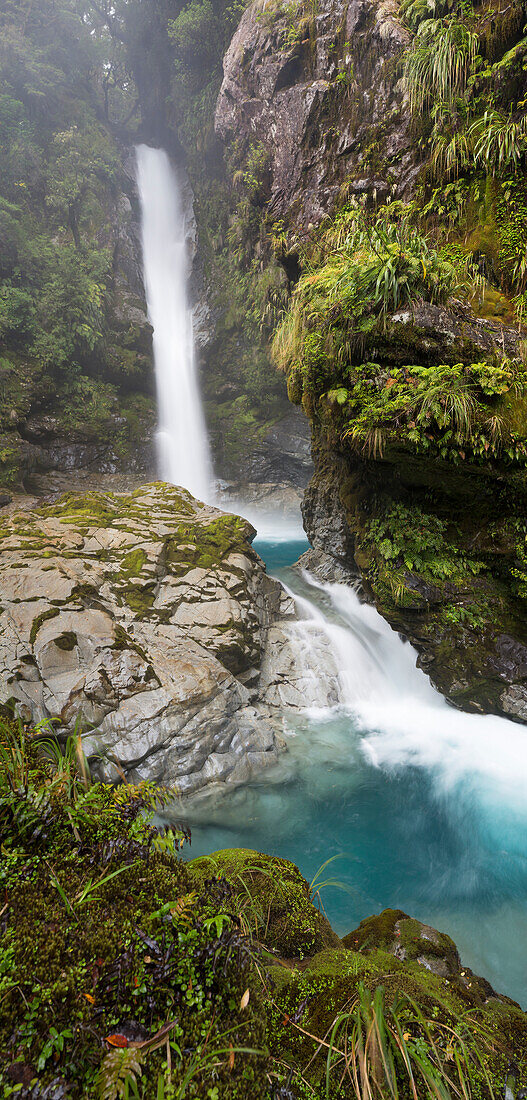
[189,848,341,958]
[265,940,527,1098]
[0,482,284,794]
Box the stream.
[135,144,527,1008]
[183,531,527,1007]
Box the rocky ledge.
[297,302,527,722]
[0,482,301,793]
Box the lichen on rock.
[0,482,293,793]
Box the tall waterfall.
[135,144,213,502]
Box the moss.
[1,764,268,1100]
[121,583,156,616]
[265,940,527,1098]
[342,907,409,951]
[53,631,78,651]
[29,607,60,645]
[165,515,254,574]
[188,848,341,958]
[120,548,147,579]
[1,717,527,1100]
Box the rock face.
[299,303,527,720]
[0,483,297,794]
[216,0,414,226]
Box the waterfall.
[286,571,527,819]
[135,144,213,502]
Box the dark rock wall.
[216,0,416,226]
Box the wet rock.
[294,547,358,586]
[216,0,414,226]
[245,411,312,487]
[0,482,301,793]
[500,683,527,721]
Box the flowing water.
[135,144,213,501]
[182,534,527,1006]
[135,153,527,1003]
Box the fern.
[95,1048,144,1100]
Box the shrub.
[402,16,479,114]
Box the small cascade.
[135,144,213,502]
[173,543,527,1004]
[287,571,527,820]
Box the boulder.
[343,908,511,1005]
[0,482,297,793]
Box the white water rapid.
[135,144,213,501]
[181,542,527,1002]
[293,572,527,823]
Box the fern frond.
[95,1049,144,1100]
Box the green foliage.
[400,0,459,32]
[272,202,456,394]
[1,723,527,1096]
[0,0,152,485]
[343,359,527,465]
[0,721,265,1098]
[168,0,220,72]
[364,502,483,583]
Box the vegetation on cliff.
[0,0,154,487]
[269,0,527,716]
[273,200,527,467]
[2,720,527,1098]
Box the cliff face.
[216,0,415,226]
[212,0,527,719]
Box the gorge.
[2,0,527,1095]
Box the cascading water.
[179,537,527,1005]
[135,144,213,501]
[135,147,527,1002]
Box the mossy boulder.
[266,940,527,1097]
[344,909,461,978]
[188,848,341,958]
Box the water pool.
[183,535,527,1005]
